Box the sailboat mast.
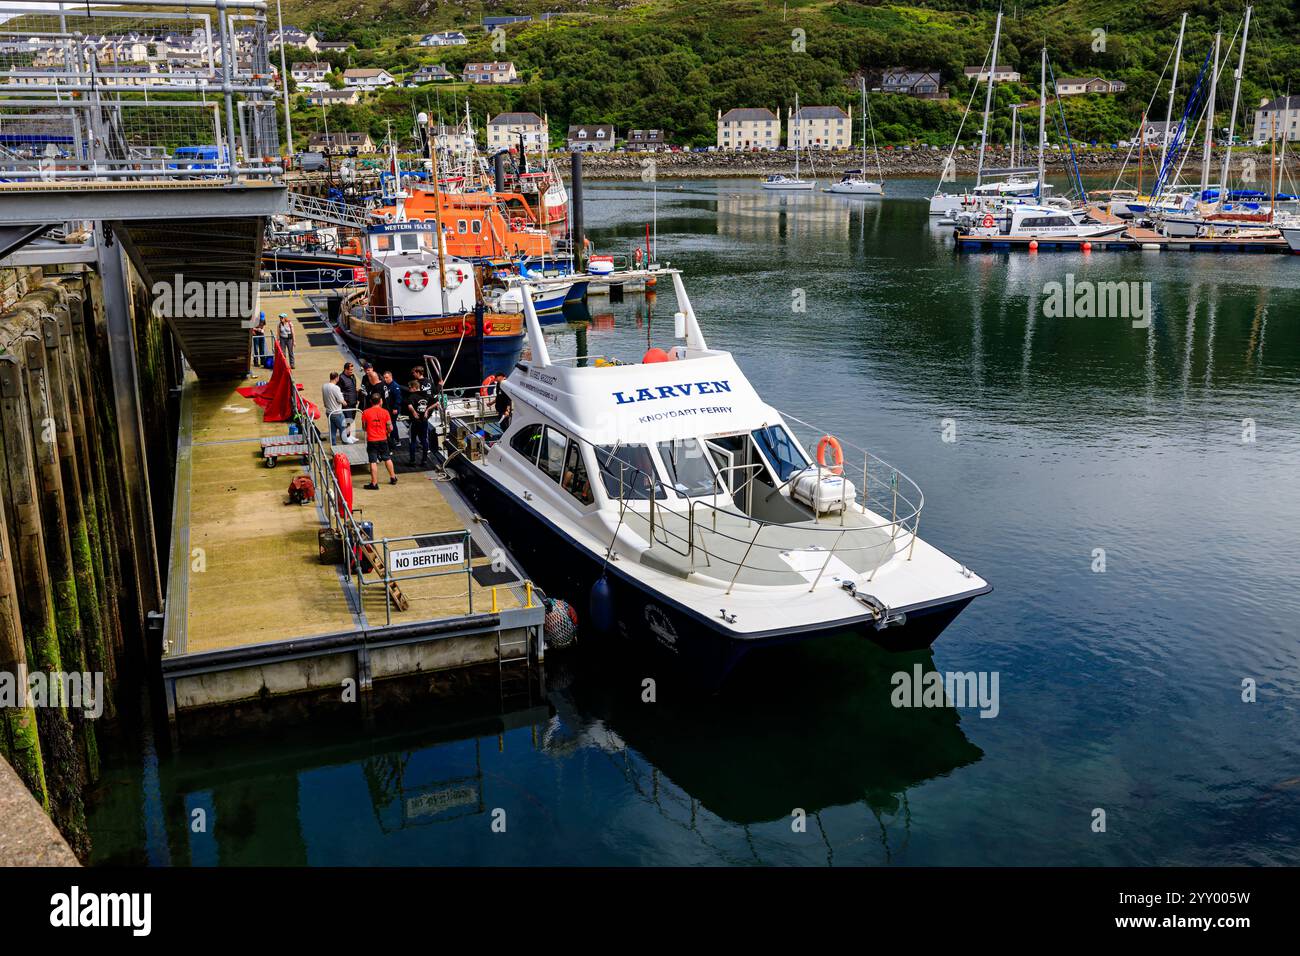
[1037,47,1046,200]
[1200,31,1220,195]
[1159,12,1188,176]
[860,78,867,171]
[1218,4,1252,209]
[427,122,450,315]
[794,92,801,179]
[976,8,1003,189]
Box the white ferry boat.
[435,270,991,688]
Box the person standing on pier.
[337,361,360,443]
[405,366,432,468]
[360,393,397,489]
[277,312,296,369]
[381,370,404,454]
[250,312,267,371]
[322,371,347,446]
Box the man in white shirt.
[322,371,347,445]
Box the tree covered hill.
[281,1,1300,149]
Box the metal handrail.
[283,357,534,623]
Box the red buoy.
[1028,240,1039,252]
[333,453,353,515]
[1082,241,1092,253]
[642,347,671,364]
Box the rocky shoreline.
[570,146,1270,180]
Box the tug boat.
[437,270,991,689]
[339,220,524,384]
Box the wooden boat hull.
[338,310,526,384]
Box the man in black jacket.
[381,370,404,454]
[337,361,360,443]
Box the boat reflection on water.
[102,639,980,864]
[546,637,983,831]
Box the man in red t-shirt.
[360,393,397,489]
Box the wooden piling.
[0,348,89,857]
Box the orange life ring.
[981,213,995,229]
[479,373,504,398]
[511,216,524,231]
[816,435,844,475]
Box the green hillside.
[279,1,1300,150]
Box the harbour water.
[89,177,1300,866]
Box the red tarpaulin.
[237,340,320,422]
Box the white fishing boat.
[435,270,991,689]
[826,80,884,196]
[1280,217,1300,252]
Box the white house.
[419,32,468,47]
[1056,76,1126,96]
[342,68,396,90]
[717,107,779,150]
[463,61,517,84]
[787,105,850,150]
[488,111,548,150]
[567,124,615,152]
[290,61,330,87]
[407,63,456,85]
[1254,95,1300,142]
[269,27,317,51]
[964,65,1021,83]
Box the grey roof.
[1260,95,1300,110]
[719,107,776,122]
[567,124,613,136]
[793,105,847,119]
[490,111,544,125]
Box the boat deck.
[161,291,544,724]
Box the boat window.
[372,235,394,252]
[399,233,420,251]
[457,219,468,234]
[471,220,482,234]
[751,425,808,482]
[561,441,594,506]
[509,424,544,465]
[656,438,717,497]
[594,444,664,500]
[540,427,567,483]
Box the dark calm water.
[89,178,1300,866]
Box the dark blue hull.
[450,458,988,691]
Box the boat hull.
[449,458,986,691]
[338,311,525,384]
[825,181,883,196]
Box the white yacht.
[436,271,991,689]
[762,173,815,192]
[956,203,1126,240]
[826,80,884,196]
[1278,213,1300,252]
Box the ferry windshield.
[751,425,808,481]
[656,438,717,497]
[594,444,664,500]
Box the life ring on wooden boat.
[445,266,467,289]
[479,374,505,398]
[403,269,429,291]
[981,213,995,229]
[511,216,525,231]
[461,315,477,337]
[816,435,844,475]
